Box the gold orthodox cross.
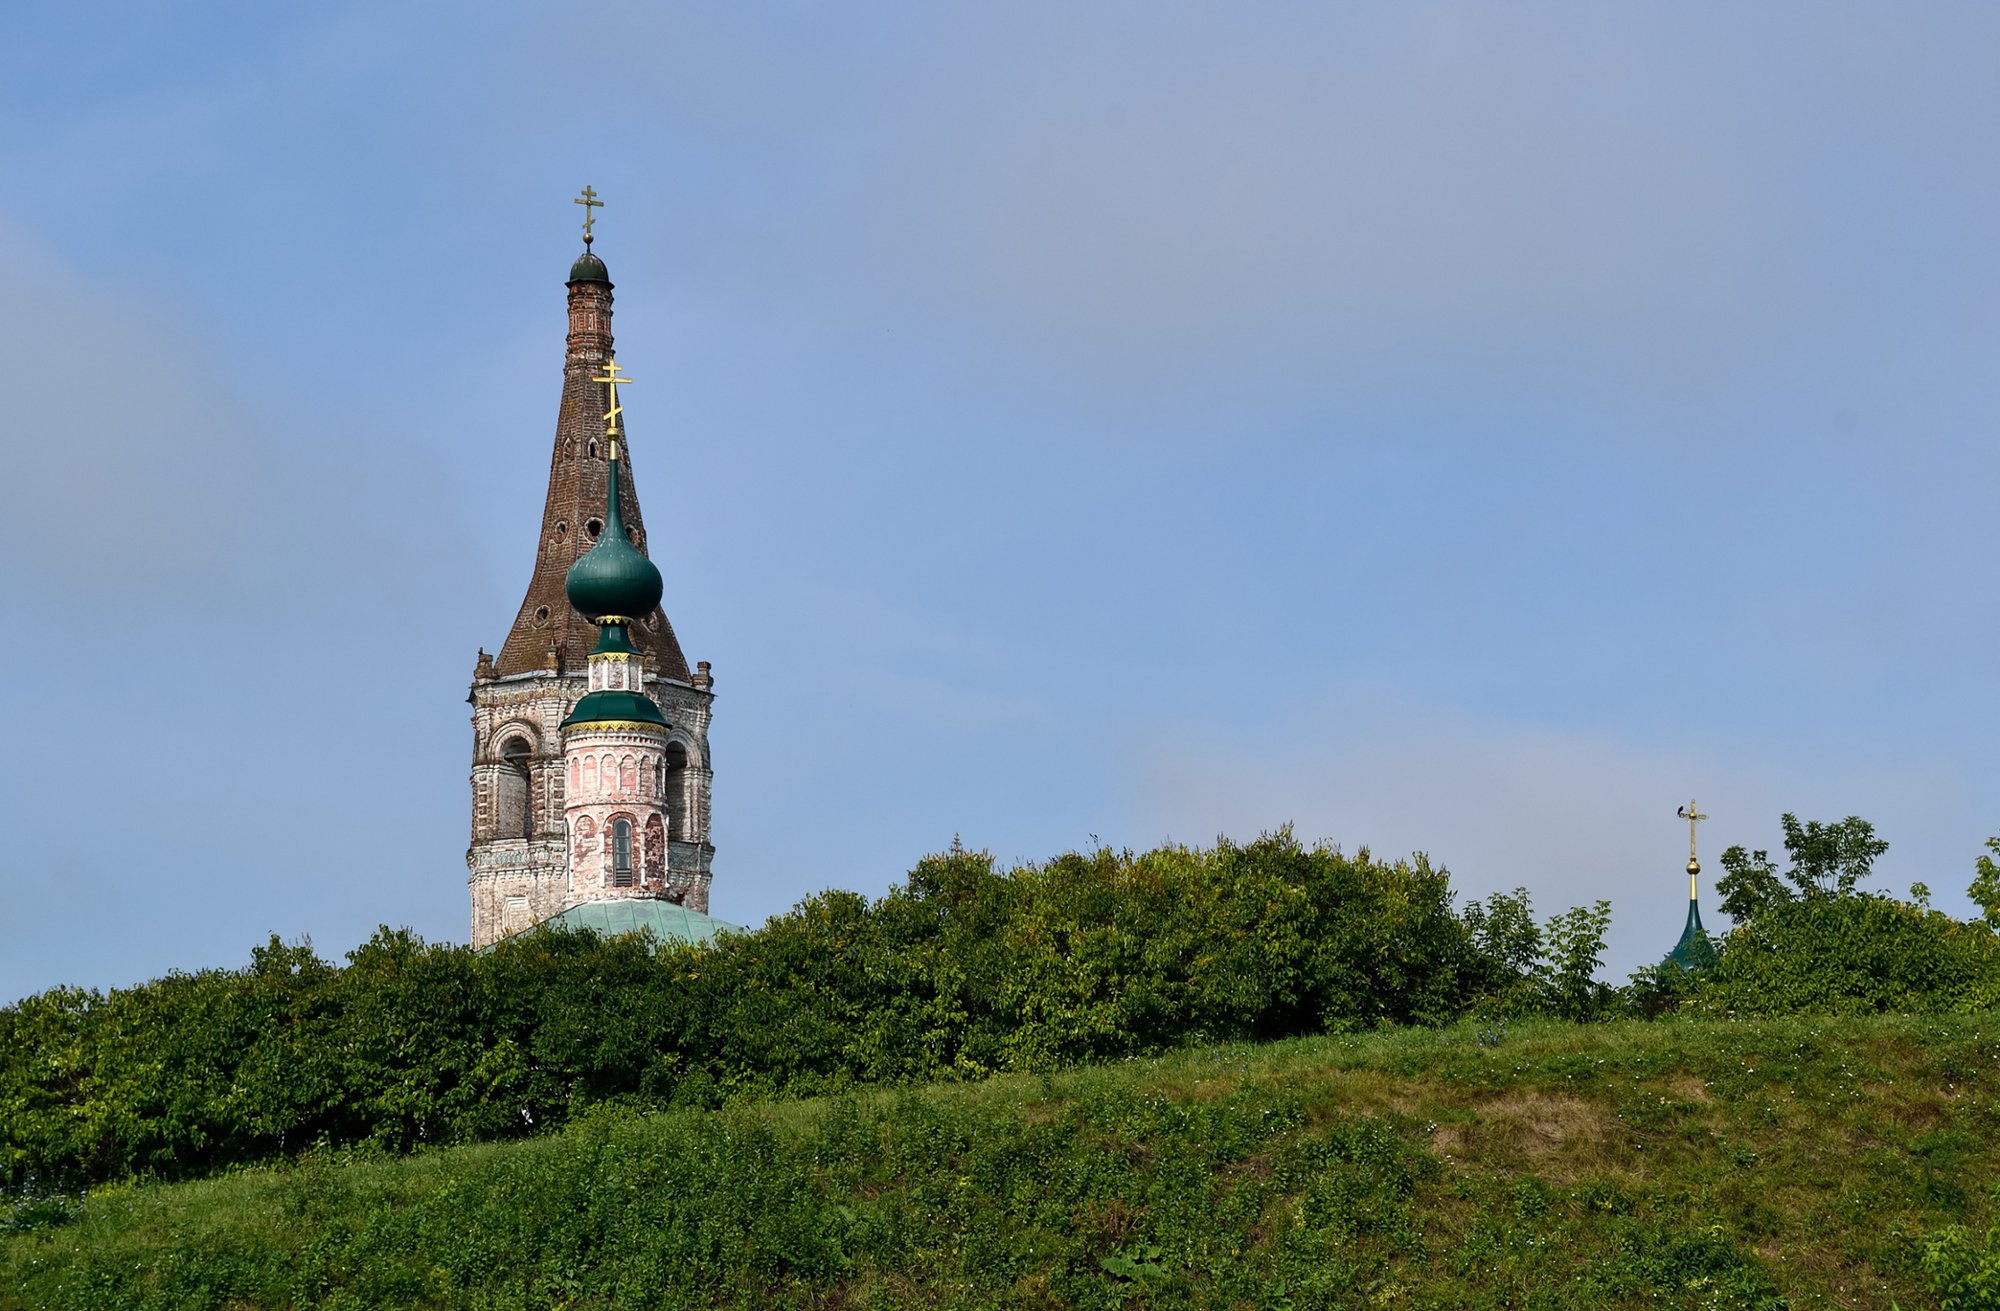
[1676,800,1708,899]
[574,186,603,242]
[592,358,632,461]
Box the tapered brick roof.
[492,254,692,679]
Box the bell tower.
[466,205,716,948]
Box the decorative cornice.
[562,719,670,738]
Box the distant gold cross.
[574,186,602,241]
[592,357,632,459]
[1677,799,1708,897]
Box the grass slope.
[6,1013,1996,1310]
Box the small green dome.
[565,524,662,620]
[565,461,662,620]
[569,249,610,284]
[562,689,671,731]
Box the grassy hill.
[7,1012,1997,1310]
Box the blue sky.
[4,2,2000,1001]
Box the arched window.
[498,735,532,839]
[663,741,689,840]
[612,819,634,887]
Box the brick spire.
[492,250,692,678]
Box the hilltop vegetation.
[9,829,2000,1201]
[13,825,2000,1306]
[7,1014,2000,1310]
[0,835,1556,1195]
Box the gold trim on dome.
[563,720,669,737]
[589,651,639,662]
[593,615,632,626]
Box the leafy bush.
[1696,894,2000,1016]
[1541,900,1615,1021]
[2,834,1523,1193]
[1693,816,2000,1017]
[1924,1224,2000,1310]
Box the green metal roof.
[1664,899,1718,972]
[564,458,662,621]
[505,899,742,948]
[569,250,610,284]
[561,688,670,730]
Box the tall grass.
[9,1012,1996,1310]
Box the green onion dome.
[564,458,663,621]
[562,688,671,731]
[569,249,610,284]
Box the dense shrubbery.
[1688,813,2000,1018]
[1696,894,2000,1016]
[3,834,1547,1192]
[15,817,2000,1199]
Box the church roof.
[562,688,671,730]
[1664,898,1717,971]
[495,899,743,950]
[564,452,663,621]
[489,246,692,679]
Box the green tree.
[1714,814,1888,922]
[1539,900,1613,1021]
[1779,813,1888,899]
[1969,836,2000,929]
[1715,846,1789,923]
[1697,894,2000,1016]
[1461,887,1541,974]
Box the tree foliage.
[1714,813,1889,923]
[4,833,1556,1193]
[1970,837,2000,929]
[1694,815,2000,1016]
[1697,893,2000,1016]
[1540,901,1615,1021]
[23,813,2000,1197]
[1714,845,1788,923]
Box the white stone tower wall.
[468,666,715,946]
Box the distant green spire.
[1664,798,1719,973]
[1665,894,1716,971]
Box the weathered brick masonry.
[493,271,690,678]
[467,249,715,949]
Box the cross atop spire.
[574,185,603,246]
[592,357,632,462]
[1677,799,1708,895]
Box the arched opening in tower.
[498,736,533,839]
[664,741,689,840]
